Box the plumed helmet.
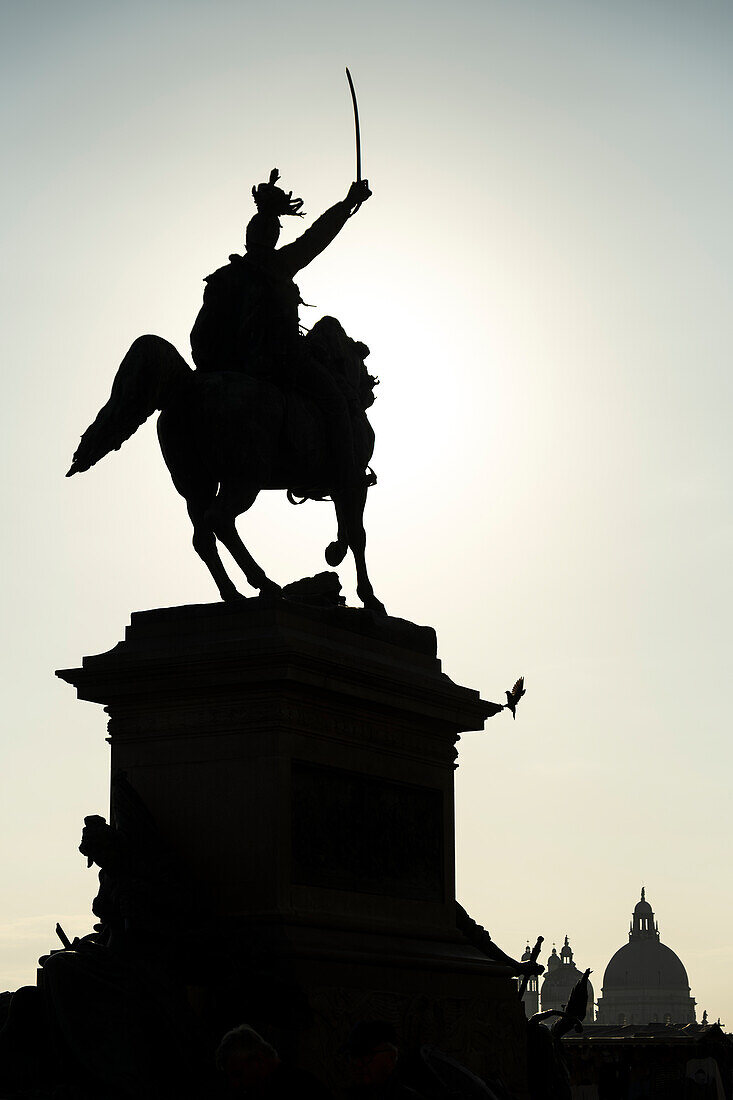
[251,168,304,218]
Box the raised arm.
[278,180,371,277]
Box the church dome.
[603,938,690,991]
[596,890,696,1026]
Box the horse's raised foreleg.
[207,483,282,598]
[335,483,386,616]
[187,497,242,602]
[325,496,349,567]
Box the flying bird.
[504,676,525,719]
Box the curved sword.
[345,67,363,216]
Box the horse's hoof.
[363,596,387,617]
[325,540,347,567]
[258,582,283,605]
[221,588,246,602]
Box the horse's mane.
[305,316,378,411]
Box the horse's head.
[308,316,378,410]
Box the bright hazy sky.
[2,0,732,1027]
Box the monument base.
[58,599,529,1096]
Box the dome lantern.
[630,887,658,942]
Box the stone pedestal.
[58,601,529,1096]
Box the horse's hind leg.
[207,483,281,597]
[335,484,386,615]
[187,496,242,602]
[162,424,240,600]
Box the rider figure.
[190,169,371,485]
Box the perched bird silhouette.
[504,676,525,719]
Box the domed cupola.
[560,935,574,964]
[596,889,696,1026]
[547,946,561,972]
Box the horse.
[66,319,386,614]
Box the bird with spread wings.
[504,676,526,720]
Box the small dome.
[634,887,653,917]
[547,947,561,972]
[521,944,532,963]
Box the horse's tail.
[66,335,191,476]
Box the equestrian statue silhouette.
[67,170,385,614]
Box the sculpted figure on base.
[67,170,385,613]
[0,774,203,1099]
[526,970,591,1100]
